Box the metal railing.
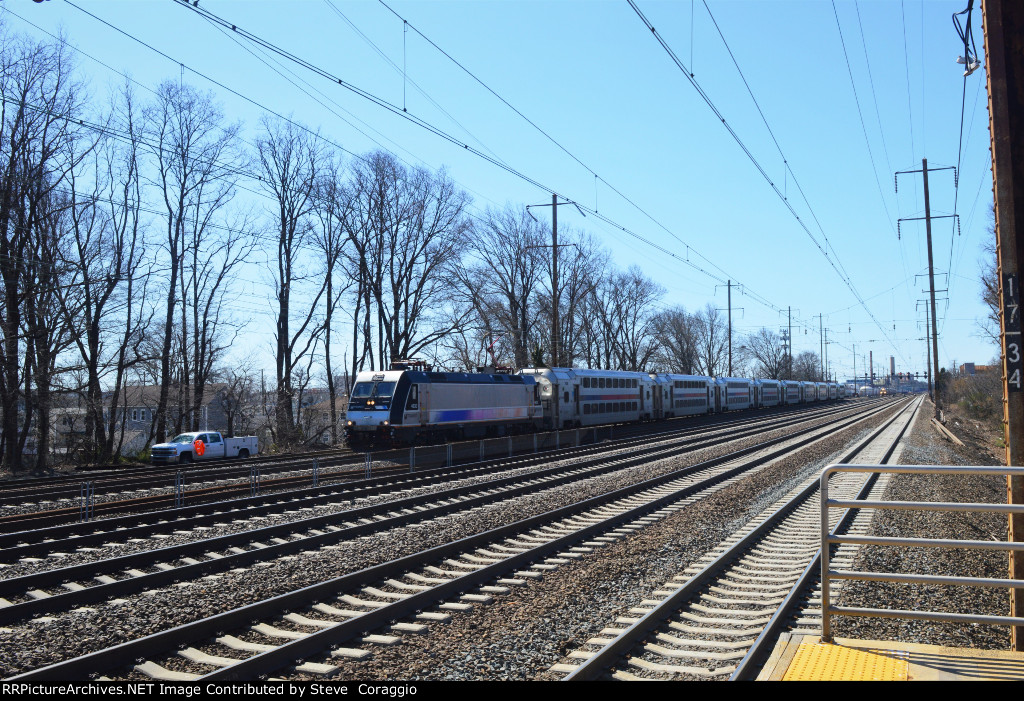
[820,463,1024,642]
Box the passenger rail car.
[345,362,847,449]
[662,374,714,418]
[782,380,803,405]
[756,379,783,408]
[521,367,650,429]
[715,377,754,412]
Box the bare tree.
[23,185,79,472]
[146,80,243,443]
[385,163,471,360]
[455,204,546,368]
[652,307,698,373]
[610,266,663,370]
[557,231,605,368]
[256,116,326,446]
[311,154,352,444]
[792,350,823,381]
[343,151,471,369]
[0,30,85,471]
[742,328,788,379]
[215,362,259,438]
[58,85,151,463]
[693,304,729,376]
[979,212,1000,351]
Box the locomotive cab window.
[406,385,419,409]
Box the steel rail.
[0,400,895,625]
[0,399,866,551]
[8,399,897,679]
[0,400,870,514]
[561,397,915,680]
[727,396,921,680]
[0,448,358,503]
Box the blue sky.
[7,0,997,381]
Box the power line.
[39,0,897,358]
[166,0,818,318]
[341,0,741,289]
[831,1,899,237]
[628,0,905,364]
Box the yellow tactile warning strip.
[783,642,909,681]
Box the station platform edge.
[757,633,1024,681]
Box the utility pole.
[923,160,941,417]
[526,195,582,369]
[788,306,792,380]
[819,314,824,381]
[819,327,827,382]
[925,303,933,400]
[716,281,742,376]
[982,0,1024,649]
[897,160,955,419]
[551,193,559,369]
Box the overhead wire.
[34,0,910,364]
[165,0,826,321]
[322,0,509,170]
[373,0,741,289]
[629,0,905,364]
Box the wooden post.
[983,0,1024,650]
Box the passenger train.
[344,361,849,450]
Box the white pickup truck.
[150,431,258,465]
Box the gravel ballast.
[8,399,971,681]
[832,397,1010,650]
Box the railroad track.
[4,397,903,680]
[0,401,873,526]
[0,400,889,627]
[0,447,356,505]
[0,400,873,534]
[553,395,920,681]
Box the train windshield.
[352,382,374,398]
[349,381,397,408]
[372,382,396,398]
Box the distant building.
[300,395,348,445]
[959,363,993,376]
[103,384,233,455]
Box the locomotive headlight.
[346,420,354,426]
[383,421,389,426]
